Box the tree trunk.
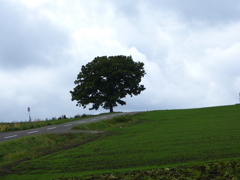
[109,105,113,113]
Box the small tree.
[70,55,146,112]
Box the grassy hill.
[1,105,240,179]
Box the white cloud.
[20,0,51,7]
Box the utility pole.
[28,107,31,122]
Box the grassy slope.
[1,105,240,179]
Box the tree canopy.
[70,55,146,112]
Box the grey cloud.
[0,0,71,70]
[113,0,140,18]
[146,0,240,24]
[112,0,240,24]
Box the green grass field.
[1,105,240,179]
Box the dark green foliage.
[74,114,92,118]
[70,55,146,112]
[58,115,68,120]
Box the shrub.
[74,114,81,118]
[81,114,88,117]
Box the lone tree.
[70,55,146,112]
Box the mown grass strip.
[0,117,90,133]
[0,112,118,132]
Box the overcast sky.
[1,0,240,122]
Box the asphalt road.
[0,112,139,143]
